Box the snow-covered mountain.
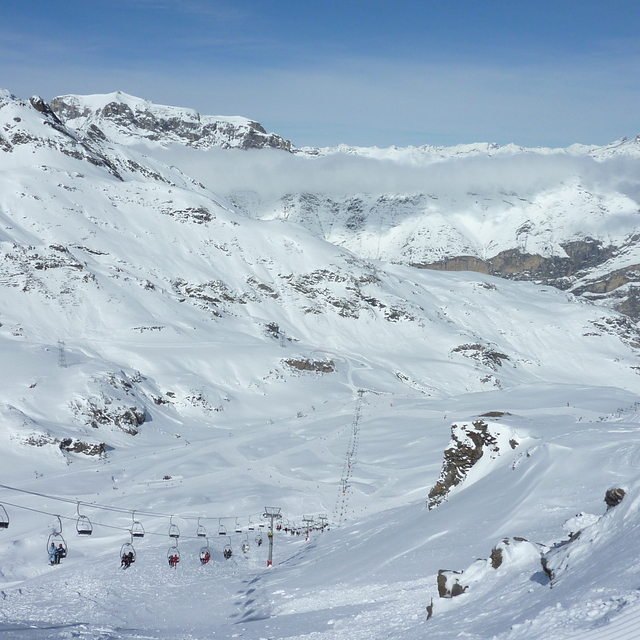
[1,89,640,640]
[224,141,640,322]
[50,90,292,151]
[52,93,640,321]
[57,88,636,323]
[47,93,640,327]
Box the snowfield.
[1,89,640,639]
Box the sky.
[1,0,640,148]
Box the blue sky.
[1,0,639,147]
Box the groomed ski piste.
[2,89,640,639]
[3,386,640,640]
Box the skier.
[121,551,135,569]
[55,543,66,564]
[48,543,56,565]
[168,554,179,568]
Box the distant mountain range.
[2,88,640,640]
[42,90,640,323]
[1,87,638,454]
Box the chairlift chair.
[0,504,9,529]
[223,536,233,559]
[199,538,211,565]
[130,511,145,538]
[47,516,68,564]
[247,516,255,531]
[168,516,180,539]
[241,536,250,553]
[76,515,93,536]
[255,532,263,546]
[167,545,180,568]
[75,503,93,536]
[218,518,227,536]
[235,518,242,534]
[120,541,136,568]
[196,517,207,538]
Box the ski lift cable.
[0,483,266,523]
[0,486,330,532]
[334,390,366,526]
[0,499,222,541]
[5,497,316,539]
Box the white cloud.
[160,145,640,207]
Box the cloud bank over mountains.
[160,143,640,220]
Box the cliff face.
[50,91,292,151]
[414,239,640,322]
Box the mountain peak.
[50,92,293,151]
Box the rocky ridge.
[50,91,292,151]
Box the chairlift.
[235,517,242,534]
[255,532,263,546]
[223,536,233,560]
[199,538,211,565]
[247,516,255,531]
[241,536,250,554]
[168,515,180,539]
[76,503,93,536]
[120,539,136,569]
[47,516,68,564]
[196,517,207,538]
[130,511,145,538]
[0,504,9,529]
[218,518,227,536]
[167,544,180,568]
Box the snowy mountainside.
[1,89,640,640]
[221,155,640,322]
[46,91,640,323]
[50,91,292,151]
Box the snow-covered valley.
[1,89,640,639]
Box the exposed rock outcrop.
[50,92,293,151]
[427,420,520,509]
[283,358,336,373]
[541,488,625,583]
[58,438,107,456]
[14,432,107,457]
[416,240,640,322]
[431,537,546,618]
[604,487,626,509]
[72,396,146,435]
[437,570,467,598]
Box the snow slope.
[1,89,640,639]
[47,92,640,323]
